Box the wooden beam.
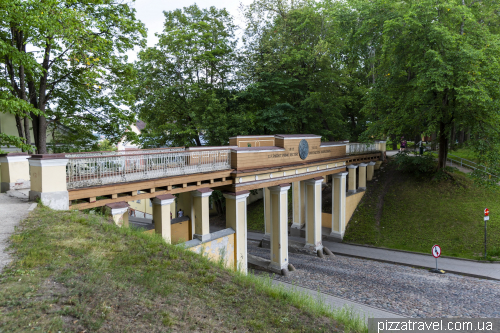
[68,169,233,201]
[69,179,233,210]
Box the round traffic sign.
[432,244,441,258]
[485,208,489,216]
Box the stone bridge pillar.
[106,202,130,227]
[304,177,323,253]
[269,183,291,274]
[358,163,367,191]
[224,190,250,273]
[290,181,305,237]
[28,154,69,210]
[367,161,376,181]
[192,188,213,242]
[152,194,176,243]
[330,172,348,241]
[0,153,30,193]
[347,164,358,194]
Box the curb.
[340,241,500,264]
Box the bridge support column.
[304,177,323,252]
[358,163,367,191]
[290,181,305,237]
[375,160,383,170]
[105,202,129,227]
[224,191,250,273]
[177,192,193,239]
[347,164,358,194]
[192,188,213,242]
[367,161,376,181]
[330,172,348,241]
[152,194,175,243]
[269,184,291,273]
[28,154,69,210]
[263,187,271,236]
[0,153,30,193]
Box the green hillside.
[0,207,365,332]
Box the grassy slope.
[344,161,500,260]
[0,207,365,332]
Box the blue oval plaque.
[299,139,309,160]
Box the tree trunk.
[194,134,202,147]
[23,117,31,149]
[450,122,456,151]
[437,121,448,170]
[458,130,464,144]
[15,115,24,139]
[391,134,397,150]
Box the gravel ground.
[248,244,500,318]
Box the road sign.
[485,208,489,216]
[432,244,441,258]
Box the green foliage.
[392,151,437,178]
[1,0,146,153]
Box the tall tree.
[135,5,239,147]
[0,0,145,153]
[363,0,500,169]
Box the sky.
[127,0,254,62]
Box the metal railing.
[65,147,185,158]
[447,153,500,181]
[66,149,231,189]
[346,142,379,155]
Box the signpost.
[429,244,445,274]
[484,208,489,258]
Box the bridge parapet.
[66,149,231,189]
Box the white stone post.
[105,202,130,227]
[28,154,69,210]
[290,181,306,237]
[192,188,213,242]
[347,164,358,194]
[367,161,376,181]
[0,153,31,192]
[358,163,367,190]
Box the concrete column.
[330,172,348,241]
[192,188,213,242]
[105,202,129,227]
[290,181,306,237]
[263,187,271,236]
[367,161,376,181]
[224,190,250,273]
[269,183,291,273]
[304,177,323,252]
[358,163,367,190]
[347,164,358,194]
[379,140,387,161]
[0,153,31,193]
[28,154,69,210]
[177,192,194,238]
[375,160,383,170]
[152,194,176,243]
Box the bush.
[392,151,436,178]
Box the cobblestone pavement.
[248,244,500,318]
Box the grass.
[0,206,367,332]
[344,159,500,261]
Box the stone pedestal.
[269,184,291,273]
[358,163,367,191]
[330,172,348,241]
[106,202,129,227]
[290,181,305,237]
[192,188,213,242]
[0,153,30,192]
[367,161,376,181]
[347,164,358,194]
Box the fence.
[65,147,185,158]
[346,142,379,155]
[447,153,500,182]
[66,149,231,189]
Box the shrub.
[392,151,436,178]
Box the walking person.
[400,136,407,152]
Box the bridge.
[0,135,386,274]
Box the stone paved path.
[248,244,500,318]
[0,190,35,272]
